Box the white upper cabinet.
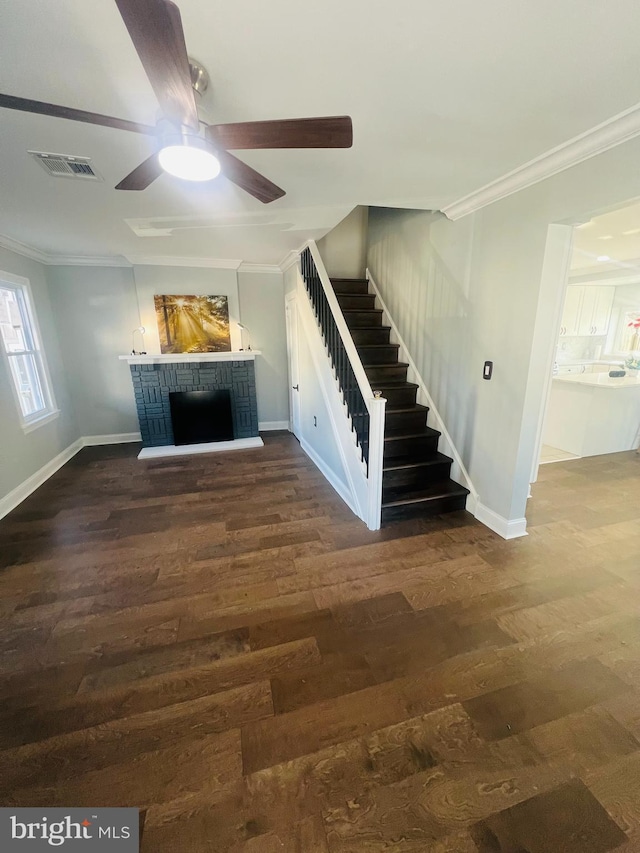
[591,287,614,336]
[559,286,614,337]
[559,286,583,336]
[577,287,598,336]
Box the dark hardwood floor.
[1,433,639,852]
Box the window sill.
[21,409,60,434]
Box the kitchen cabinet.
[543,374,640,456]
[591,287,615,335]
[559,286,582,336]
[559,285,614,337]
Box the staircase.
[330,276,470,523]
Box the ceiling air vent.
[28,151,103,181]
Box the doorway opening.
[535,200,640,475]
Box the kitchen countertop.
[554,372,640,388]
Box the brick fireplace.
[120,352,262,457]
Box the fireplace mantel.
[120,351,260,365]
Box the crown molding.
[0,232,296,272]
[49,255,131,267]
[278,249,301,272]
[442,101,640,221]
[0,234,130,267]
[0,233,52,265]
[123,255,242,270]
[569,265,640,286]
[237,262,283,275]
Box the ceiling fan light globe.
[158,144,221,181]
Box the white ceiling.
[572,200,640,278]
[3,0,640,265]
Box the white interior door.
[285,292,301,439]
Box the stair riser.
[357,345,400,365]
[382,492,467,523]
[343,311,383,328]
[377,386,418,406]
[350,328,391,346]
[365,364,408,382]
[383,460,452,489]
[384,434,439,458]
[336,294,376,310]
[330,279,370,294]
[385,410,428,432]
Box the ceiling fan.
[0,0,353,203]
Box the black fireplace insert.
[169,389,234,446]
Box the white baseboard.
[1,431,140,520]
[258,421,290,431]
[474,501,528,540]
[81,432,141,446]
[299,436,356,515]
[0,438,83,520]
[138,436,264,460]
[464,492,478,515]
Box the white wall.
[295,315,349,481]
[237,271,289,427]
[0,247,79,503]
[317,206,368,279]
[368,131,640,526]
[47,265,140,437]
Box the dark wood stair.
[330,277,470,523]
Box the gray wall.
[46,263,289,440]
[133,265,242,353]
[317,206,368,279]
[0,247,79,502]
[47,265,140,437]
[238,271,289,426]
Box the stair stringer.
[366,267,479,514]
[294,268,370,523]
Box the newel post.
[366,394,386,530]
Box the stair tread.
[357,343,399,348]
[385,404,429,414]
[331,277,369,283]
[384,426,441,441]
[364,361,409,369]
[384,451,452,471]
[382,480,470,507]
[374,381,419,389]
[335,291,373,297]
[384,451,451,469]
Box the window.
[0,272,57,431]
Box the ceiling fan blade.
[114,0,199,131]
[0,93,156,135]
[217,150,285,203]
[207,116,353,150]
[115,152,163,190]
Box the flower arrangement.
[627,317,640,365]
[625,353,640,371]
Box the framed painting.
[154,295,231,354]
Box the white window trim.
[0,269,59,433]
